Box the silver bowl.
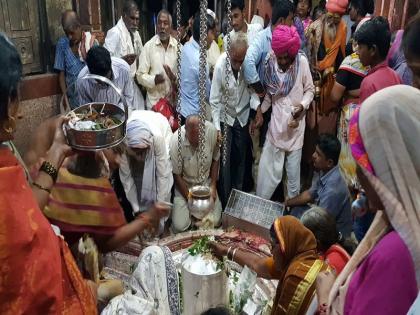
[63,74,128,151]
[188,185,214,219]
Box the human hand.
[154,74,165,85]
[292,104,304,119]
[254,107,264,129]
[122,54,137,65]
[249,120,256,136]
[48,116,74,167]
[217,130,222,144]
[210,185,217,201]
[209,241,228,259]
[288,118,299,129]
[316,269,337,305]
[62,95,70,112]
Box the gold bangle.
[39,161,58,182]
[32,182,51,194]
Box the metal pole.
[111,0,116,25]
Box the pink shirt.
[359,62,401,104]
[261,55,314,151]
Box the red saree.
[0,146,96,314]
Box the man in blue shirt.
[243,0,295,135]
[54,10,97,110]
[285,134,353,238]
[179,13,216,121]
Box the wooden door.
[0,0,42,74]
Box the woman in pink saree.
[316,85,419,314]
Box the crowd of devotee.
[0,0,419,314]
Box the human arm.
[95,203,170,252]
[170,131,189,201]
[210,242,273,279]
[243,31,265,86]
[122,69,135,110]
[174,174,189,201]
[284,190,313,207]
[24,116,58,172]
[210,158,219,201]
[58,71,70,111]
[209,58,224,131]
[103,29,121,57]
[299,56,315,112]
[31,117,73,210]
[154,135,173,202]
[136,44,161,89]
[53,39,69,110]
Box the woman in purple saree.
[316,85,419,315]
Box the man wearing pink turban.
[255,25,315,201]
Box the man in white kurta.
[210,32,259,206]
[256,25,314,200]
[119,110,173,219]
[137,10,178,110]
[104,0,144,110]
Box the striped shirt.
[76,57,135,110]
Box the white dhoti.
[256,140,302,200]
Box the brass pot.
[188,185,214,220]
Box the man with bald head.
[210,32,259,206]
[105,0,144,109]
[169,115,222,233]
[54,10,97,110]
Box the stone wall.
[14,74,61,155]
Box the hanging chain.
[221,0,232,166]
[197,0,208,183]
[175,0,183,173]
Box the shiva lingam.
[181,252,228,315]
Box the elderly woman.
[211,216,329,315]
[0,34,97,313]
[255,25,314,200]
[316,85,419,315]
[301,206,351,274]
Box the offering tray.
[102,230,277,314]
[63,74,128,151]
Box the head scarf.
[271,216,328,315]
[326,0,349,15]
[272,25,301,58]
[125,119,157,212]
[329,85,420,313]
[386,30,414,85]
[126,119,153,149]
[102,245,180,315]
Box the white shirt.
[104,17,143,78]
[210,52,259,130]
[207,40,221,72]
[223,23,263,51]
[261,54,315,151]
[136,35,178,109]
[119,110,173,212]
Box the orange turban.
[326,0,349,15]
